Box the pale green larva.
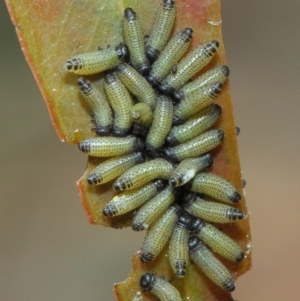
[182,193,246,224]
[189,172,241,204]
[131,103,153,136]
[78,136,144,157]
[66,42,128,75]
[173,82,223,125]
[140,204,182,263]
[164,129,224,163]
[104,73,133,137]
[140,272,182,301]
[169,214,193,277]
[190,218,245,262]
[188,237,235,292]
[87,152,145,185]
[132,186,176,231]
[145,95,173,156]
[169,154,213,187]
[173,65,230,102]
[166,103,222,146]
[77,77,113,136]
[123,8,150,74]
[147,27,193,87]
[145,0,176,62]
[103,180,165,217]
[116,63,156,108]
[114,158,174,191]
[159,40,219,95]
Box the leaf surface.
[5,0,251,300]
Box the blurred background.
[1,1,299,300]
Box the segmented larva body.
[145,95,173,156]
[169,214,192,277]
[159,40,219,95]
[164,129,224,162]
[78,136,144,157]
[140,273,182,301]
[103,180,165,217]
[182,194,245,224]
[190,218,244,262]
[169,154,213,187]
[104,73,133,137]
[189,172,241,204]
[147,28,193,87]
[173,82,223,125]
[132,186,176,231]
[166,104,222,146]
[173,65,230,102]
[188,237,235,292]
[131,103,153,136]
[141,204,181,263]
[77,77,113,136]
[87,152,145,185]
[123,8,150,74]
[114,158,174,191]
[116,63,156,108]
[66,43,128,75]
[145,0,176,62]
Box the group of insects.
[66,0,247,300]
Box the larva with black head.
[104,72,133,137]
[145,95,173,157]
[131,103,153,136]
[166,104,222,146]
[141,204,182,263]
[188,172,241,204]
[77,77,113,136]
[164,129,224,163]
[169,213,193,277]
[145,0,176,62]
[188,236,235,292]
[103,180,165,217]
[123,8,150,75]
[66,42,129,75]
[159,40,220,95]
[173,65,230,102]
[140,272,182,301]
[87,152,145,185]
[115,63,156,108]
[147,27,193,87]
[114,158,174,191]
[78,136,144,157]
[190,218,245,262]
[173,82,223,125]
[181,193,246,224]
[132,185,176,231]
[169,154,213,187]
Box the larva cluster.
[66,0,247,298]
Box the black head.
[188,236,201,252]
[140,273,156,291]
[180,191,196,207]
[115,42,129,61]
